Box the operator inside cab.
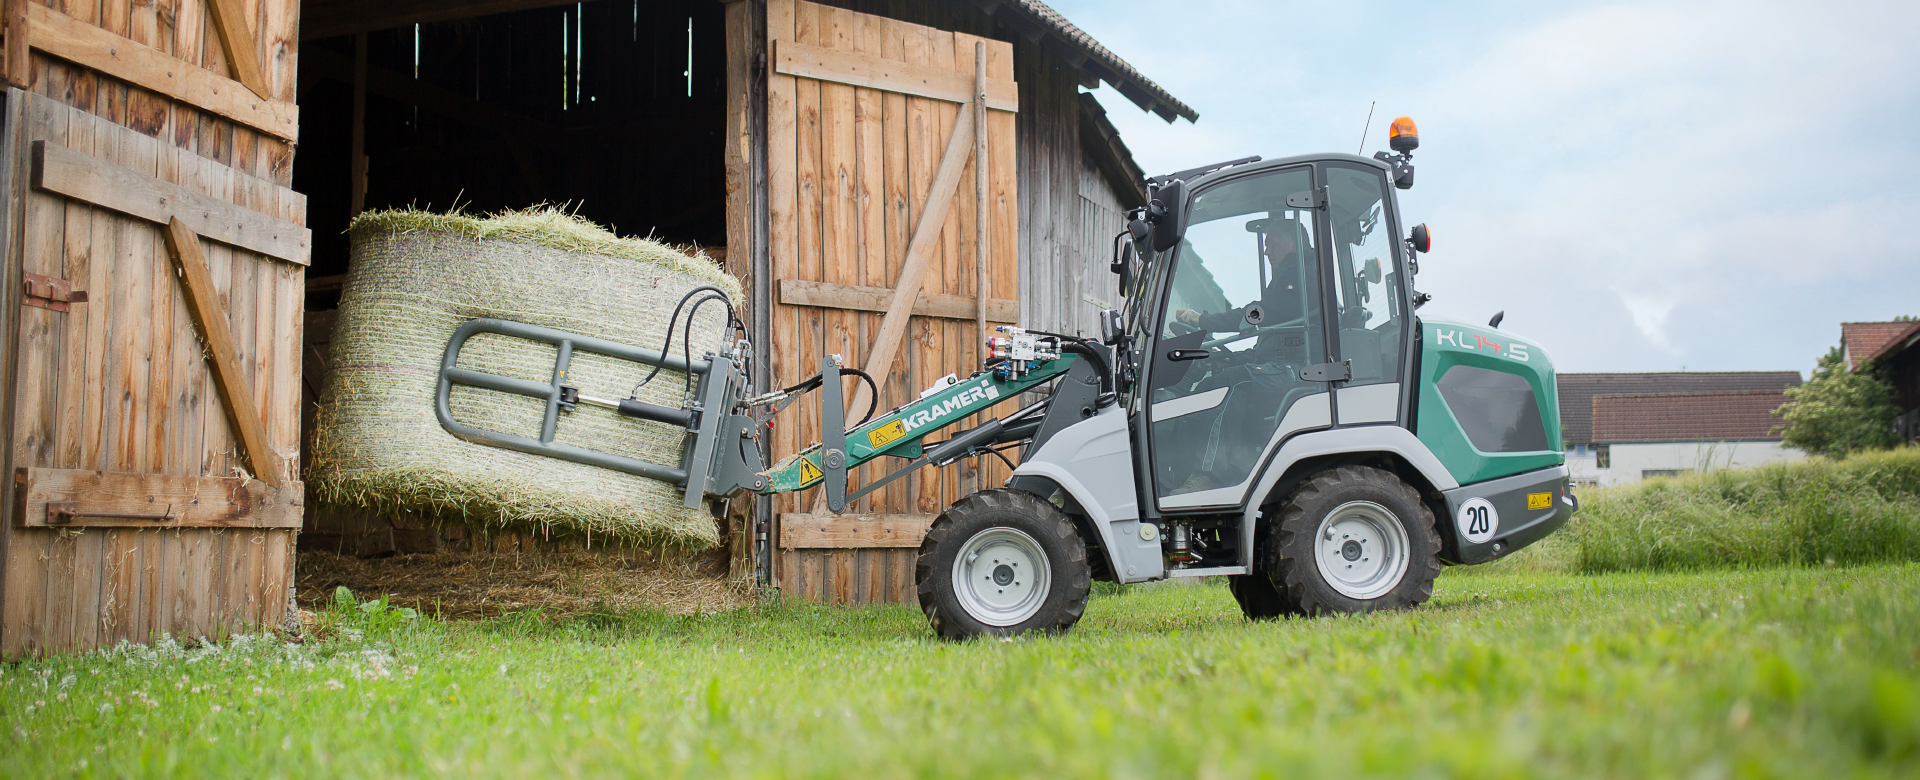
[1173,215,1313,340]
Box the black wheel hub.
[992,564,1015,586]
[1341,540,1363,561]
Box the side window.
[1325,164,1405,386]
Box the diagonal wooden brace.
[162,217,284,487]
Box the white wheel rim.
[951,527,1052,627]
[1312,500,1410,600]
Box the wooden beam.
[777,279,1016,322]
[31,141,311,264]
[162,218,286,488]
[24,3,298,140]
[301,0,581,40]
[973,41,990,361]
[350,32,367,216]
[204,0,270,99]
[842,108,977,420]
[5,0,29,89]
[773,39,1018,113]
[15,468,302,529]
[778,513,934,548]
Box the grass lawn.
[3,564,1918,779]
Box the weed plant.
[1483,446,1920,575]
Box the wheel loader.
[435,116,1577,639]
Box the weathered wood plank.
[841,96,974,424]
[772,39,1017,113]
[778,512,934,549]
[17,467,303,528]
[161,217,285,486]
[776,278,1016,322]
[766,0,798,523]
[31,140,310,263]
[25,3,297,139]
[6,0,30,88]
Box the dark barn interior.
[293,0,731,301]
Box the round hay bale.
[309,207,741,550]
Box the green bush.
[1567,446,1920,573]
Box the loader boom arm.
[761,354,1076,496]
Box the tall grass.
[1564,447,1920,573]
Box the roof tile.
[1842,321,1920,370]
[1591,390,1791,443]
[1556,371,1802,445]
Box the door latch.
[23,273,86,312]
[1301,360,1351,382]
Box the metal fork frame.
[435,318,733,508]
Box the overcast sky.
[1051,0,1919,375]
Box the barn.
[0,0,1192,656]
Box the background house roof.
[1591,390,1792,444]
[1841,321,1920,370]
[1557,371,1803,446]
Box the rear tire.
[1228,573,1299,620]
[1266,466,1441,615]
[916,489,1091,640]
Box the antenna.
[1357,101,1376,155]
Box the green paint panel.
[1416,317,1564,485]
[761,356,1077,494]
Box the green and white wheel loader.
[435,117,1576,640]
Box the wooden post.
[6,0,30,89]
[161,218,284,487]
[350,32,367,216]
[973,41,988,356]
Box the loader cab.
[1116,156,1417,516]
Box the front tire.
[916,489,1091,640]
[1267,466,1441,615]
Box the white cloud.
[1059,0,1920,372]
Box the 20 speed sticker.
[1526,491,1552,510]
[867,420,908,449]
[1458,497,1498,544]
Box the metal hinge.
[23,273,86,313]
[1301,360,1351,382]
[1285,186,1328,210]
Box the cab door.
[1135,165,1336,512]
[1322,162,1412,426]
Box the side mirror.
[1409,223,1431,253]
[1149,180,1188,253]
[1361,257,1382,283]
[1109,236,1137,293]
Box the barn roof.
[1841,320,1920,371]
[1591,390,1791,444]
[1557,371,1802,446]
[992,0,1199,123]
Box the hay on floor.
[296,548,748,618]
[309,207,742,550]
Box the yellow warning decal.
[1527,492,1552,510]
[867,420,908,449]
[797,458,824,484]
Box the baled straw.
[309,207,742,549]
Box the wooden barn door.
[763,0,1018,603]
[0,88,307,657]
